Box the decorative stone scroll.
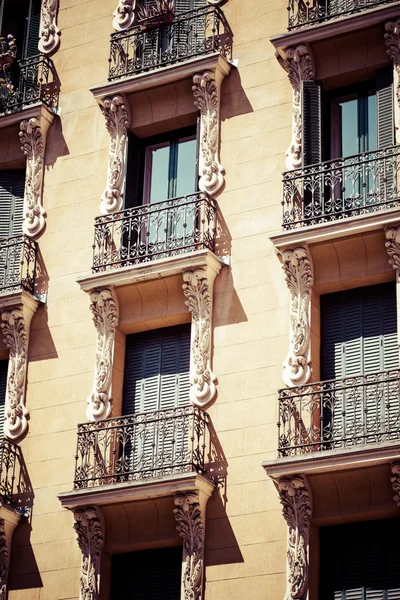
[113,0,136,31]
[19,118,46,239]
[87,289,119,422]
[183,269,217,408]
[0,521,8,600]
[278,45,315,171]
[39,0,61,55]
[100,95,130,215]
[391,462,400,507]
[281,247,314,388]
[278,475,312,600]
[385,226,400,280]
[192,71,225,196]
[74,507,104,600]
[174,491,205,600]
[385,20,400,138]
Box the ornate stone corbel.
[87,289,119,422]
[39,0,61,55]
[100,95,130,215]
[277,475,312,600]
[74,507,104,600]
[385,20,400,140]
[391,462,400,507]
[385,226,400,280]
[280,247,314,387]
[278,45,315,170]
[113,0,136,31]
[1,296,37,440]
[183,269,217,408]
[174,491,206,600]
[0,521,8,600]
[192,71,224,196]
[19,118,46,239]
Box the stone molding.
[280,247,314,387]
[192,70,224,196]
[174,491,206,600]
[385,226,400,280]
[87,288,119,422]
[100,95,130,215]
[0,295,38,441]
[39,0,61,55]
[385,20,400,139]
[278,475,312,600]
[19,118,46,239]
[182,268,217,408]
[278,45,315,171]
[74,506,105,600]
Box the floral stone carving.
[391,462,400,507]
[20,118,46,239]
[278,475,312,600]
[113,0,136,31]
[385,226,400,281]
[183,269,216,408]
[193,71,224,196]
[87,289,119,422]
[39,0,61,55]
[174,491,205,600]
[278,45,315,170]
[74,507,104,600]
[100,95,130,215]
[0,521,8,600]
[385,20,400,136]
[281,247,314,387]
[1,309,30,440]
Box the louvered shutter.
[0,171,25,291]
[377,67,394,150]
[24,0,41,58]
[302,80,322,167]
[0,361,8,438]
[110,546,182,600]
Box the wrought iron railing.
[92,192,217,272]
[0,235,37,295]
[278,369,400,457]
[0,439,21,505]
[108,6,232,80]
[282,145,400,229]
[73,405,209,489]
[0,54,59,116]
[287,0,397,30]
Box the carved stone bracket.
[20,118,46,239]
[0,521,8,600]
[192,71,225,196]
[277,475,312,600]
[280,247,314,387]
[385,20,400,141]
[74,507,105,600]
[174,491,206,600]
[183,268,218,408]
[0,295,38,441]
[113,0,136,31]
[100,95,130,215]
[87,289,119,422]
[385,226,400,280]
[39,0,61,55]
[278,45,315,170]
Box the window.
[0,0,41,59]
[320,518,400,600]
[110,546,182,600]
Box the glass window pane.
[339,98,358,158]
[144,142,170,204]
[176,137,197,197]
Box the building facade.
[0,0,398,599]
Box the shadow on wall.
[29,248,58,362]
[45,115,70,168]
[8,445,43,592]
[221,67,254,122]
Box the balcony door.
[321,283,398,446]
[122,324,191,477]
[0,171,25,291]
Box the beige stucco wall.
[8,0,294,598]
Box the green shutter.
[302,80,322,167]
[377,67,394,150]
[0,361,8,438]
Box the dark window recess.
[123,324,191,415]
[0,0,41,59]
[302,80,322,167]
[320,518,400,600]
[0,361,8,437]
[110,546,182,600]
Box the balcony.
[92,192,217,273]
[287,0,397,30]
[0,235,37,296]
[108,6,232,81]
[281,146,400,230]
[0,438,23,506]
[73,405,209,490]
[0,54,59,118]
[277,368,400,457]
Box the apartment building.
[0,0,398,599]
